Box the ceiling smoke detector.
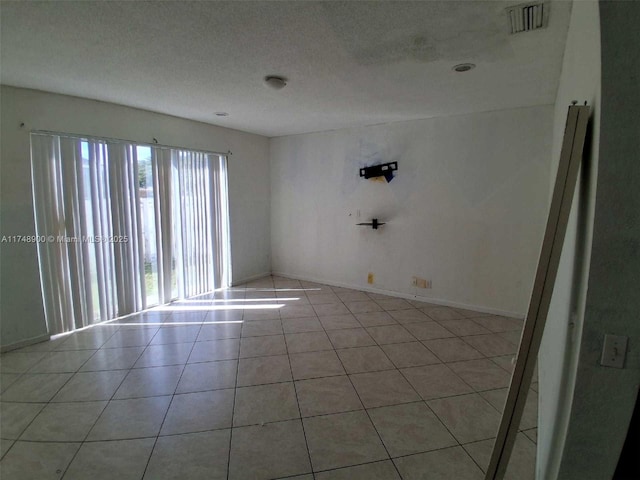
[506,2,549,34]
[453,63,476,73]
[264,76,287,90]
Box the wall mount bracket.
[356,218,385,229]
[359,162,397,182]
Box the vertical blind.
[30,133,230,334]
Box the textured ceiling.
[0,1,572,137]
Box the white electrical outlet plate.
[600,334,628,369]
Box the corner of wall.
[537,0,602,477]
[537,1,640,479]
[553,1,640,478]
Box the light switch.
[600,334,628,369]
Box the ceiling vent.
[506,2,549,34]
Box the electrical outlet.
[367,272,374,284]
[412,276,431,288]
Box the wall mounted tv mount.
[356,218,386,230]
[359,161,397,182]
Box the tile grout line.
[299,283,512,476]
[241,278,529,469]
[284,299,316,480]
[365,291,522,476]
[371,339,477,476]
[57,317,161,479]
[307,291,406,479]
[0,321,134,460]
[137,311,204,480]
[225,282,249,480]
[5,323,131,461]
[272,279,320,480]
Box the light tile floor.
[0,276,537,479]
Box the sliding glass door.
[136,146,159,307]
[30,133,231,334]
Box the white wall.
[0,86,270,348]
[537,1,601,478]
[270,105,553,316]
[541,1,640,479]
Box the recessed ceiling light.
[214,112,229,117]
[264,75,287,90]
[453,63,476,72]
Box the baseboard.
[231,271,272,287]
[1,333,51,353]
[271,271,524,319]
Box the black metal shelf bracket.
[359,161,397,182]
[356,218,386,230]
